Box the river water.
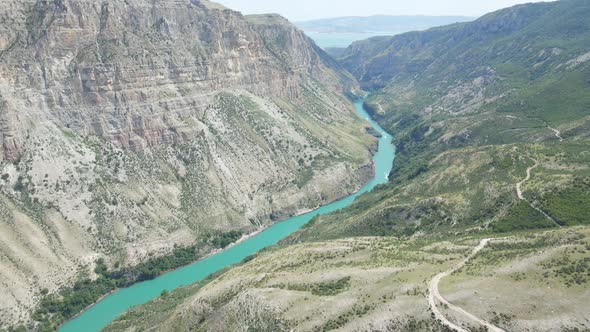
[60,100,395,332]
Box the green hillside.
[292,0,590,241]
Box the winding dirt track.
[428,239,506,332]
[516,159,562,227]
[517,161,539,200]
[549,127,564,142]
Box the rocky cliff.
[0,0,374,326]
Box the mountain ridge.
[296,15,475,34]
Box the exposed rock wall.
[0,0,355,157]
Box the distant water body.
[60,99,396,332]
[299,16,475,48]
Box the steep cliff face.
[1,0,357,156]
[0,0,374,326]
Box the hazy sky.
[214,0,552,21]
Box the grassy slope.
[289,140,590,242]
[440,228,590,331]
[105,228,590,332]
[105,235,472,332]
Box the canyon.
[0,0,375,327]
[104,1,590,331]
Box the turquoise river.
[60,99,396,332]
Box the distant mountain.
[296,15,474,48]
[296,15,475,34]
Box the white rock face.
[0,0,374,326]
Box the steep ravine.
[0,0,375,327]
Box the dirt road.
[428,239,506,332]
[516,159,561,227]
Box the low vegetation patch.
[273,276,351,296]
[318,303,374,332]
[541,250,590,287]
[492,200,556,233]
[538,178,590,226]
